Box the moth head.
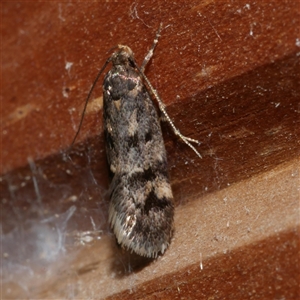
[112,45,135,66]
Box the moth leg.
[140,23,163,72]
[155,97,203,159]
[136,24,203,159]
[135,65,203,159]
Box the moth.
[72,24,201,258]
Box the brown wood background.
[1,1,299,299]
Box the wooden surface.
[1,1,299,299]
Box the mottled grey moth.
[72,24,201,258]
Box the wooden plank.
[1,1,299,299]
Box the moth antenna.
[140,23,163,72]
[70,57,112,148]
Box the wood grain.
[1,1,299,299]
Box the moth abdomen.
[108,172,174,258]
